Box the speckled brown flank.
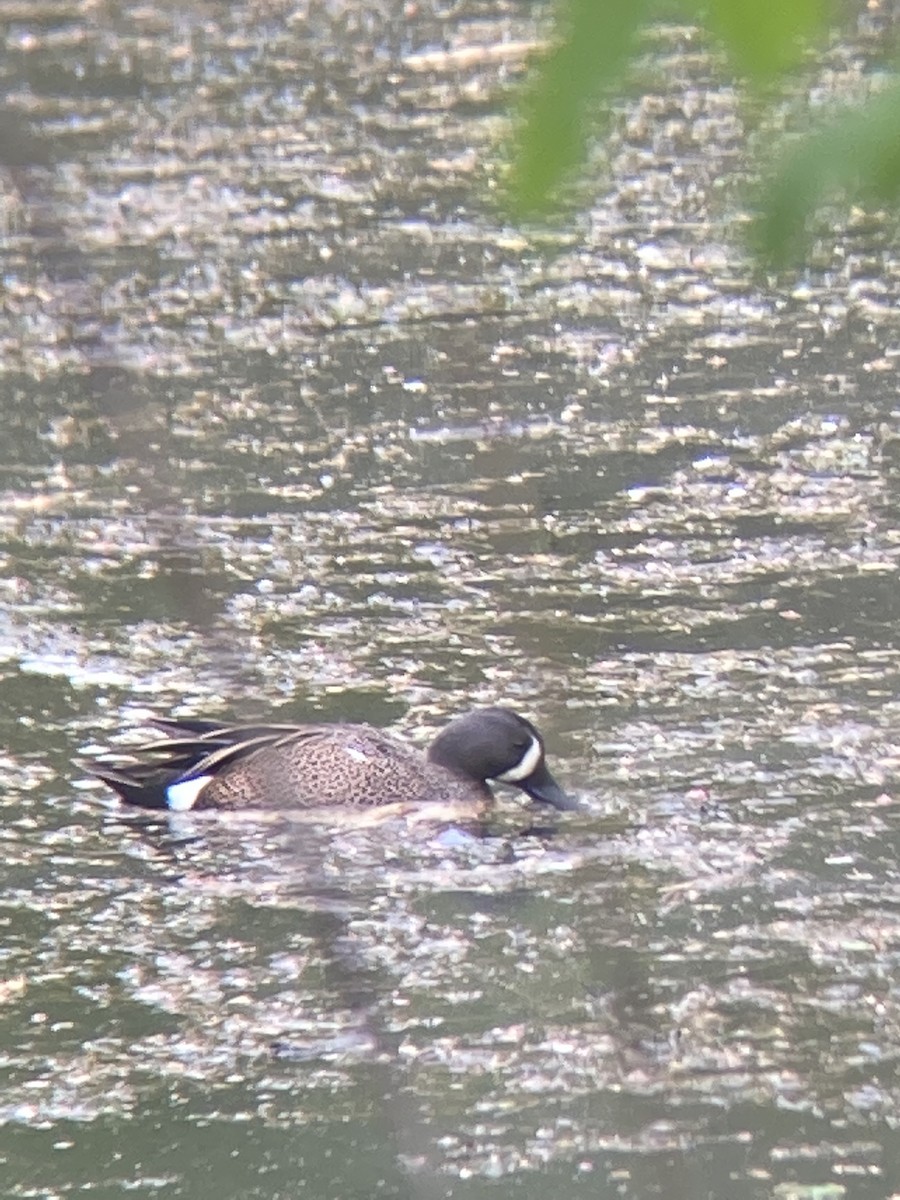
[186,725,493,810]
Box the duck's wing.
[149,717,312,745]
[87,721,324,808]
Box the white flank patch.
[345,747,370,764]
[496,735,542,783]
[166,775,212,811]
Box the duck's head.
[428,707,576,811]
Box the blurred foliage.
[506,0,900,266]
[507,0,652,217]
[752,78,900,263]
[700,0,829,81]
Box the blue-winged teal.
[89,706,575,813]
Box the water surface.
[3,2,900,1198]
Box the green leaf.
[700,0,830,82]
[753,81,900,264]
[506,0,651,217]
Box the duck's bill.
[523,763,578,811]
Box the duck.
[88,706,576,813]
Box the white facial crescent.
[495,735,542,783]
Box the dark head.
[428,707,575,811]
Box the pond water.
[3,2,900,1198]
